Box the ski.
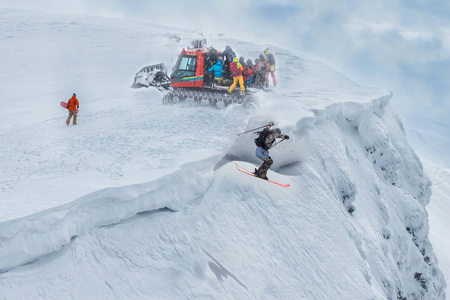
[234,162,290,187]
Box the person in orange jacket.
[227,57,245,94]
[66,93,79,125]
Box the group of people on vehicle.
[205,45,277,94]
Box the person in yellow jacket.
[227,57,245,94]
[264,48,277,86]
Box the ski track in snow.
[0,8,448,299]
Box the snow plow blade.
[131,63,171,90]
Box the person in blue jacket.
[208,59,225,84]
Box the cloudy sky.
[2,0,449,125]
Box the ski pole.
[237,122,274,136]
[269,139,286,149]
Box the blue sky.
[2,0,449,125]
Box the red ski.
[234,162,290,187]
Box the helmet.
[239,56,245,65]
[247,59,253,66]
[259,54,265,61]
[225,45,231,51]
[275,128,281,134]
[233,57,238,62]
[73,93,76,96]
[264,48,270,53]
[255,58,260,64]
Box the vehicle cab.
[171,39,208,88]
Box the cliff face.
[225,90,446,299]
[297,95,445,299]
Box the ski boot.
[254,169,268,180]
[258,174,269,180]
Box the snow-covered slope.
[0,9,446,299]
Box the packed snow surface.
[0,9,447,299]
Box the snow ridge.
[0,158,216,273]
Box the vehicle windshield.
[172,56,197,78]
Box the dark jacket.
[221,47,236,64]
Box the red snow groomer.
[131,39,266,106]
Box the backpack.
[229,62,238,76]
[243,65,249,77]
[267,54,276,65]
[254,128,271,150]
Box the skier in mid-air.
[253,122,289,180]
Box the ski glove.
[282,135,290,140]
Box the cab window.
[173,56,197,78]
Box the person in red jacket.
[242,60,253,87]
[227,57,245,94]
[246,59,254,86]
[66,93,79,125]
